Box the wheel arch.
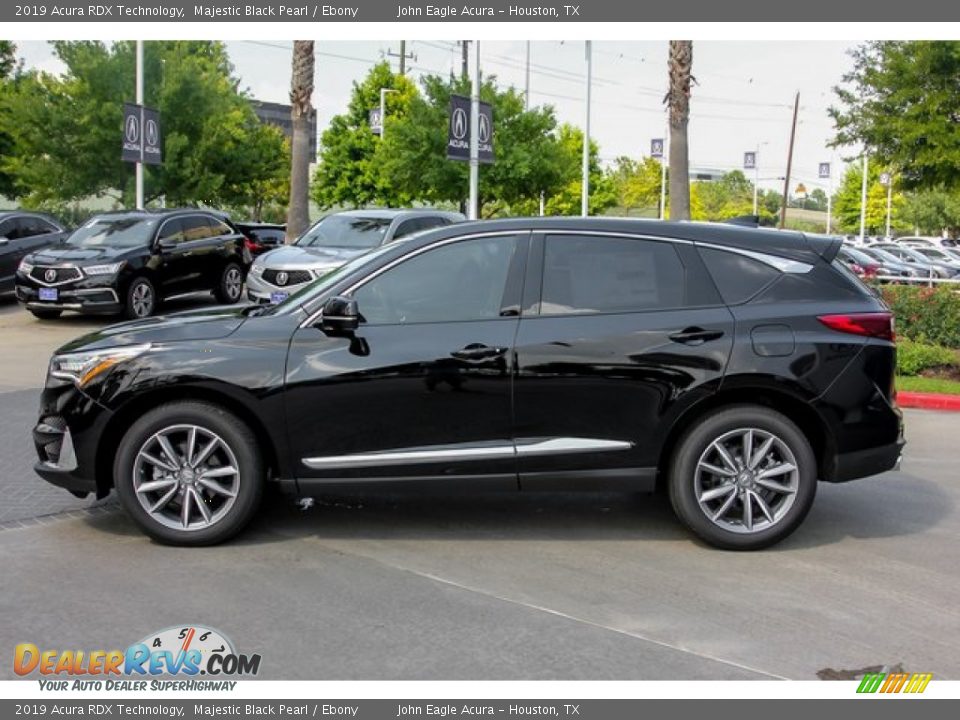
[94,384,281,496]
[656,382,835,490]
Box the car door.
[0,218,21,292]
[512,232,734,489]
[283,232,528,487]
[153,217,195,297]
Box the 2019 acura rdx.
[33,218,903,549]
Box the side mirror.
[319,295,360,334]
[156,238,177,253]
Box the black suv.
[0,211,68,295]
[33,219,903,549]
[15,209,249,320]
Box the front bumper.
[245,271,310,304]
[16,274,123,315]
[32,382,115,498]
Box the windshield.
[68,217,157,248]
[842,247,875,265]
[296,215,392,249]
[262,242,401,316]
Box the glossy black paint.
[0,211,67,294]
[15,209,248,315]
[32,218,903,503]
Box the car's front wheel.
[124,276,156,319]
[114,401,265,545]
[668,405,817,550]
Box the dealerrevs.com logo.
[14,625,261,690]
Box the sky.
[15,39,858,194]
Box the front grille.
[31,266,81,285]
[262,268,312,287]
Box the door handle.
[451,344,507,361]
[668,327,724,345]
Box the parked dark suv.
[33,219,903,549]
[15,209,248,320]
[0,211,68,295]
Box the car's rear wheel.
[668,405,817,550]
[125,276,156,319]
[215,262,244,304]
[29,308,62,320]
[114,401,264,545]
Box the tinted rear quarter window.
[697,247,780,305]
[540,235,689,315]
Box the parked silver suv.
[247,209,464,303]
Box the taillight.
[817,312,895,341]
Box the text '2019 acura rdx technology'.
[33,218,904,549]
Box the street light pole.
[135,40,144,210]
[752,143,760,216]
[581,40,592,218]
[524,41,531,111]
[885,178,893,238]
[468,41,480,221]
[379,87,397,140]
[859,152,869,242]
[659,125,668,220]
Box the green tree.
[0,40,19,199]
[540,124,616,216]
[831,161,907,234]
[0,41,16,79]
[311,62,418,210]
[607,156,662,215]
[666,40,693,220]
[900,188,960,236]
[0,41,287,212]
[690,170,754,221]
[831,41,960,190]
[377,74,568,217]
[287,40,314,239]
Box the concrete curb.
[898,391,960,411]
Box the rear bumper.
[829,439,905,483]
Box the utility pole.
[752,144,760,216]
[469,41,480,221]
[135,40,144,210]
[581,40,592,218]
[659,126,668,220]
[524,41,531,110]
[388,40,415,75]
[779,92,800,230]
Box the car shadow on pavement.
[80,469,952,551]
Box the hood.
[28,244,136,264]
[257,244,368,270]
[57,305,248,354]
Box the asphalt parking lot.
[0,295,958,681]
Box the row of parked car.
[836,236,960,282]
[0,207,463,320]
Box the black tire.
[214,261,244,304]
[114,401,265,546]
[29,308,62,320]
[668,405,817,551]
[124,276,156,319]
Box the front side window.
[353,236,518,325]
[540,235,688,315]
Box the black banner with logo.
[447,95,494,164]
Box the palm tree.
[665,41,693,220]
[287,40,315,242]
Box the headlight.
[49,343,151,388]
[18,259,34,275]
[250,263,264,277]
[83,262,125,276]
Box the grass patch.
[897,375,960,395]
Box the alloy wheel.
[224,267,242,300]
[132,424,240,531]
[694,427,800,534]
[131,282,154,317]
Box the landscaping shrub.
[881,285,960,348]
[896,338,960,376]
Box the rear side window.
[206,217,234,237]
[181,216,213,241]
[540,235,689,315]
[697,247,780,305]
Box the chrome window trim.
[696,241,813,274]
[302,437,633,470]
